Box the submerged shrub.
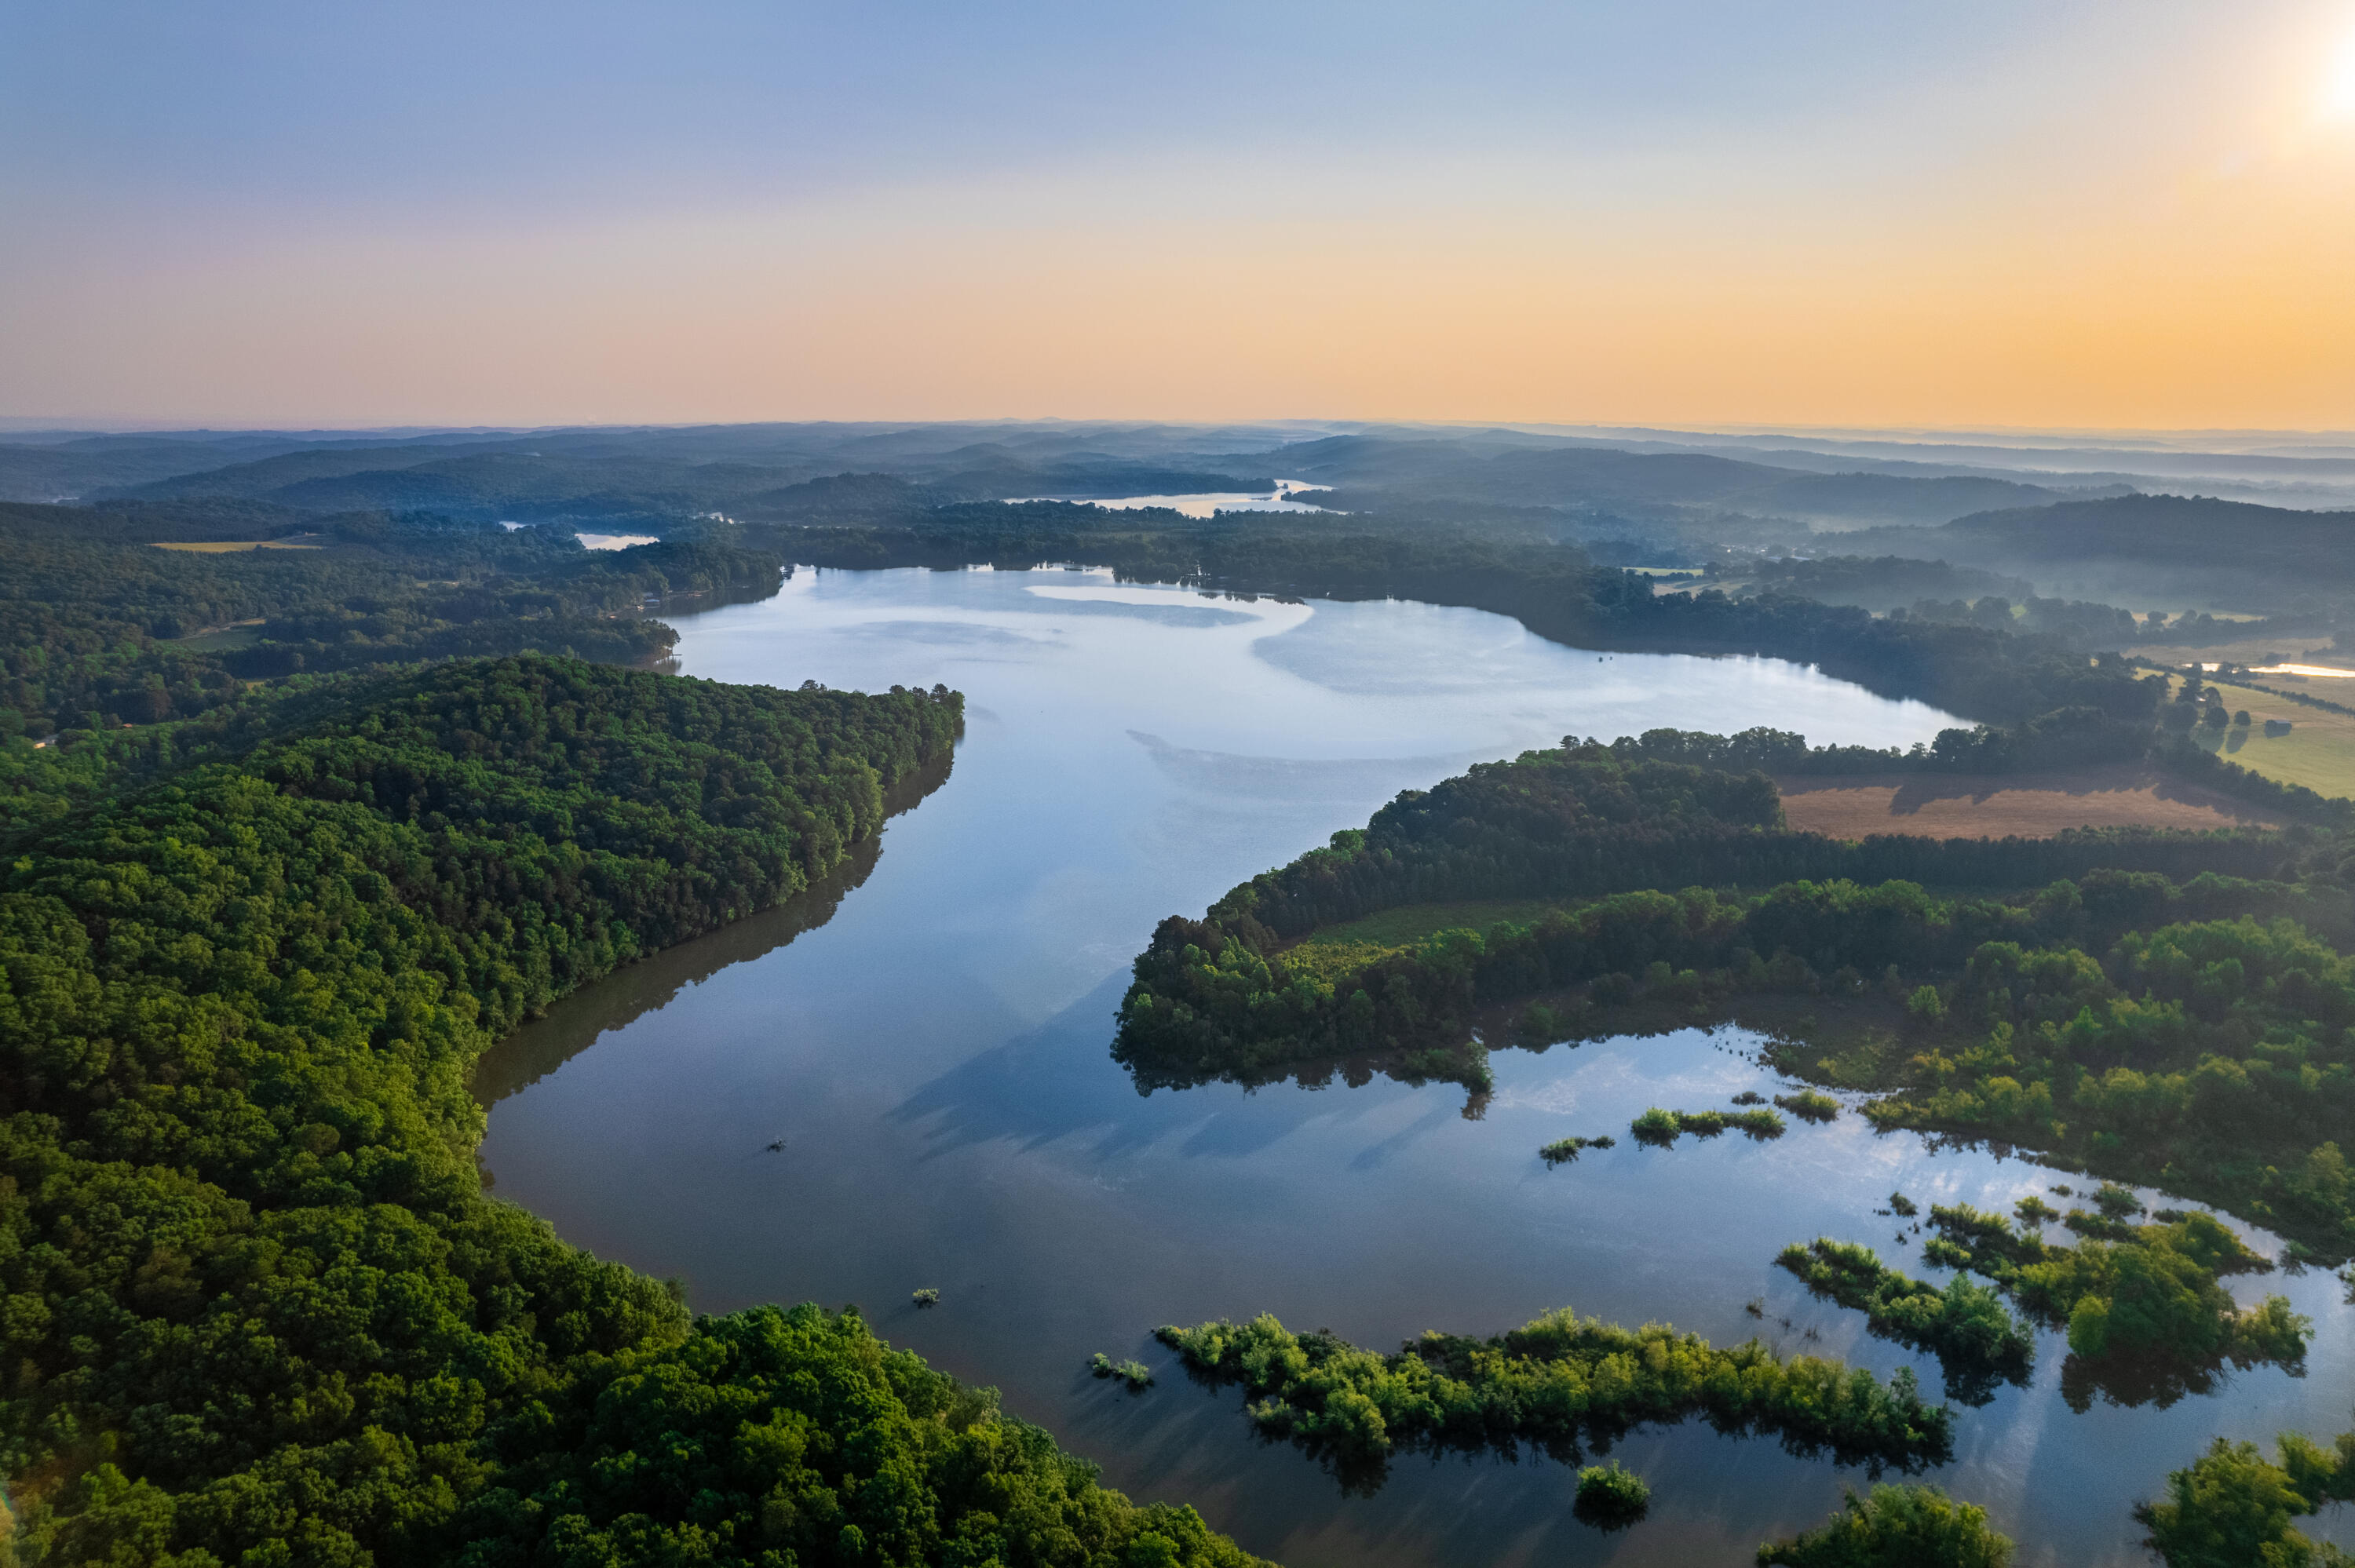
[1776,1090,1842,1124]
[1091,1352,1155,1390]
[1574,1462,1652,1530]
[1776,1240,2034,1405]
[1758,1483,2013,1566]
[1156,1307,1953,1486]
[1633,1107,1785,1145]
[1632,1107,1683,1146]
[2137,1430,2355,1567]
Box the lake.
[475,566,2353,1567]
[1008,478,1331,516]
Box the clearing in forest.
[2179,677,2355,800]
[148,538,324,552]
[1774,765,2284,839]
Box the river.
[474,566,2353,1567]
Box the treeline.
[767,516,2152,724]
[1592,709,2161,778]
[0,658,1251,1566]
[0,501,785,738]
[1126,869,2355,1262]
[1164,744,2281,945]
[1613,711,2350,826]
[1702,552,2164,654]
[1709,554,2036,612]
[1116,739,2355,1262]
[1155,1308,1952,1490]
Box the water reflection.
[473,748,955,1110]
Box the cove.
[473,567,2353,1566]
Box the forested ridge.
[0,501,784,742]
[0,656,1263,1568]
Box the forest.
[0,655,1262,1567]
[0,500,785,742]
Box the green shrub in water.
[1574,1461,1651,1530]
[1758,1483,2013,1566]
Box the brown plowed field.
[1775,765,2284,839]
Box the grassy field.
[149,538,323,552]
[1776,764,2285,838]
[163,618,266,651]
[2122,636,2343,668]
[1281,899,1571,983]
[2183,676,2355,800]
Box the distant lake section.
[1006,477,1332,517]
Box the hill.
[1940,493,2355,575]
[1257,437,2090,531]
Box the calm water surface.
[477,567,2352,1566]
[1010,479,1331,516]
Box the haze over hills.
[9,417,2354,623]
[12,418,2353,527]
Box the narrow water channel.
[474,567,2352,1567]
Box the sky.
[4,1,2355,431]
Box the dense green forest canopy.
[0,655,1260,1567]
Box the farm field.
[1774,764,2284,838]
[2185,676,2355,798]
[2122,636,2343,667]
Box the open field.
[1776,764,2286,838]
[163,618,266,651]
[1281,899,1572,982]
[2123,637,2347,669]
[2182,677,2355,799]
[149,538,323,552]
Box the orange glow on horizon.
[7,8,2355,431]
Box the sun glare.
[2325,16,2355,121]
